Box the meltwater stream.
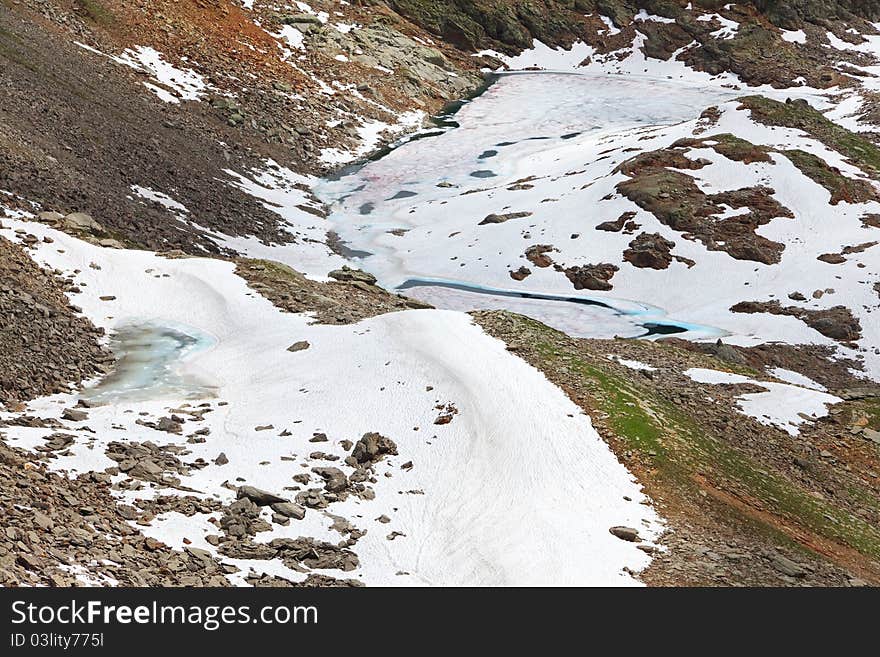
[315,72,736,340]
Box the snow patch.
[684,368,841,435]
[781,29,807,44]
[75,42,209,103]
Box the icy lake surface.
[317,72,737,338]
[82,322,217,404]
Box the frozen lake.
[316,72,736,339]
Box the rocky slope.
[0,230,111,405]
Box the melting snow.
[781,29,807,44]
[131,185,189,215]
[277,25,306,51]
[609,356,657,372]
[75,42,209,103]
[115,46,208,103]
[768,367,828,392]
[684,368,841,436]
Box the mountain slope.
[2,1,880,587]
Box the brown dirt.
[234,258,432,325]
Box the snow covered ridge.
[0,215,663,586]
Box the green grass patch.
[76,0,115,27]
[858,398,880,430]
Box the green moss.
[709,133,773,163]
[858,398,880,430]
[75,0,115,26]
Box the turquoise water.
[81,322,218,405]
[399,278,725,340]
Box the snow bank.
[0,217,662,586]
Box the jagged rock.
[236,486,288,506]
[312,467,348,493]
[156,416,183,434]
[128,459,164,481]
[328,266,377,285]
[564,263,619,291]
[63,212,103,234]
[350,432,398,465]
[770,554,807,578]
[524,244,556,268]
[280,13,323,26]
[61,408,88,422]
[509,266,531,281]
[730,301,862,342]
[818,253,846,264]
[37,211,64,224]
[287,340,310,352]
[270,502,306,520]
[479,211,532,225]
[623,232,675,269]
[269,537,359,571]
[41,433,75,451]
[296,488,329,509]
[707,340,748,365]
[596,211,637,232]
[609,526,640,542]
[0,438,230,586]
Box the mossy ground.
[478,311,880,569]
[76,0,116,27]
